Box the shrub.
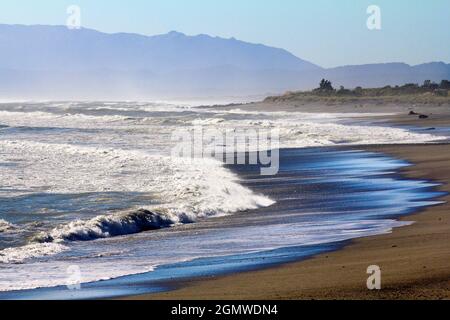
[440,80,450,90]
[435,89,448,97]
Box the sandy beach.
[127,104,450,300]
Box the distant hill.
[0,24,449,100]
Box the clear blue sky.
[0,0,448,68]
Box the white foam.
[0,110,132,126]
[0,106,445,151]
[194,113,446,149]
[0,260,156,291]
[0,139,274,222]
[0,243,68,264]
[0,219,15,233]
[0,218,412,291]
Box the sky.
[0,0,448,68]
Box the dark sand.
[126,105,450,300]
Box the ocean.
[0,101,446,298]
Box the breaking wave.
[32,209,191,243]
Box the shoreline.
[128,143,450,300]
[2,145,428,300]
[2,100,449,300]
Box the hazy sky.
[0,0,449,68]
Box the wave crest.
[32,209,192,243]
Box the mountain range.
[0,24,449,100]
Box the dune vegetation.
[265,79,450,105]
